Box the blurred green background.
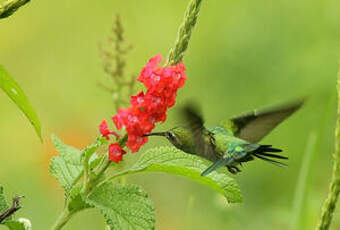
[1,0,340,229]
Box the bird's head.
[143,127,192,150]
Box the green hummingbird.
[144,101,303,176]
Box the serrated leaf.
[0,65,42,141]
[121,146,242,203]
[49,157,82,193]
[49,135,103,195]
[81,137,106,163]
[89,154,102,169]
[86,182,155,230]
[68,184,92,212]
[52,134,82,165]
[49,135,83,193]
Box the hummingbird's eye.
[168,132,175,139]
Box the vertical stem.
[82,155,111,195]
[166,0,203,65]
[51,204,76,230]
[315,62,340,230]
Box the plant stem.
[51,203,76,230]
[315,62,340,230]
[0,0,30,19]
[166,0,202,65]
[101,169,132,184]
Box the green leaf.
[0,186,11,221]
[89,154,102,169]
[117,146,242,203]
[68,184,92,212]
[0,65,42,141]
[81,137,107,176]
[49,134,103,195]
[86,182,155,230]
[0,186,7,210]
[81,137,107,163]
[49,135,83,194]
[52,134,82,164]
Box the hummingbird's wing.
[221,100,303,143]
[181,105,220,162]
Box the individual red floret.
[109,143,127,163]
[99,120,119,140]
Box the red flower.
[109,143,126,163]
[112,54,187,152]
[99,120,119,140]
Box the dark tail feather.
[253,154,288,167]
[264,147,282,153]
[256,152,288,159]
[252,145,287,166]
[257,145,282,152]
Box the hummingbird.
[143,100,303,176]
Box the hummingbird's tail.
[251,145,288,167]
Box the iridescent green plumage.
[144,100,303,176]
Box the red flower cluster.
[99,54,187,162]
[113,54,187,152]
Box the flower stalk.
[51,205,76,230]
[166,0,202,65]
[51,0,203,229]
[99,15,135,111]
[315,62,340,230]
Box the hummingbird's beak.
[142,132,168,137]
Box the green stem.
[101,170,133,185]
[96,169,138,189]
[166,0,202,65]
[82,138,104,193]
[51,203,76,230]
[83,135,127,195]
[0,0,30,19]
[82,156,109,195]
[93,155,111,184]
[315,62,340,230]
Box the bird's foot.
[227,166,241,174]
